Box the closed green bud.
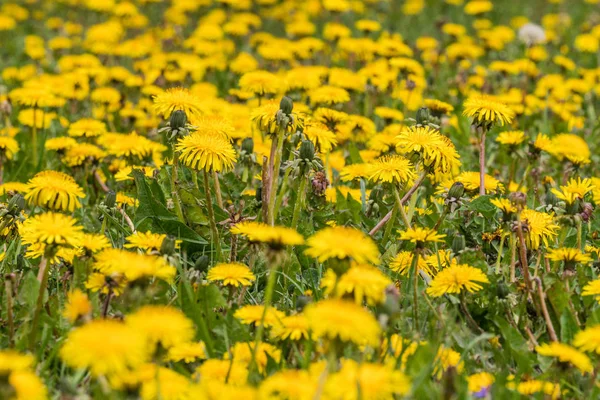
[451,234,466,254]
[496,280,509,299]
[160,235,176,255]
[169,109,187,130]
[279,96,294,115]
[295,295,311,312]
[416,107,429,125]
[447,182,465,200]
[255,186,262,203]
[105,190,116,208]
[241,137,254,154]
[299,139,315,162]
[566,198,582,215]
[545,190,558,208]
[194,255,210,272]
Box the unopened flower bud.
[194,254,210,272]
[169,109,187,130]
[508,191,526,207]
[160,235,176,255]
[416,107,430,125]
[451,234,466,254]
[447,181,465,200]
[241,137,254,154]
[295,295,311,311]
[105,190,116,208]
[299,139,315,162]
[279,96,294,115]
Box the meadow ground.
[0,0,600,398]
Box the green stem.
[249,262,279,379]
[268,127,286,225]
[171,152,185,223]
[213,170,223,210]
[29,256,49,350]
[204,169,223,262]
[479,127,487,196]
[32,106,38,168]
[407,250,420,332]
[382,202,398,246]
[495,234,505,274]
[395,188,411,229]
[291,175,307,230]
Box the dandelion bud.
[416,107,430,125]
[580,202,594,222]
[279,96,294,115]
[299,139,315,162]
[241,137,254,154]
[496,280,509,299]
[160,235,176,255]
[7,193,25,215]
[295,295,311,311]
[544,189,558,208]
[194,254,209,272]
[566,198,582,215]
[447,181,465,200]
[169,109,187,130]
[105,190,116,209]
[451,234,465,254]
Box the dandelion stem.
[460,293,484,334]
[268,126,286,225]
[479,127,487,196]
[32,106,38,169]
[29,256,49,350]
[213,170,223,209]
[4,274,15,347]
[204,169,223,262]
[533,277,558,342]
[102,289,113,318]
[369,171,426,236]
[249,262,279,379]
[171,152,186,224]
[291,175,307,230]
[495,233,506,274]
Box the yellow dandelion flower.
[45,137,77,152]
[520,208,559,250]
[490,198,517,214]
[0,351,34,373]
[551,177,595,205]
[195,359,248,385]
[426,264,489,297]
[511,379,560,398]
[582,279,600,302]
[93,248,175,283]
[176,132,237,172]
[339,163,372,182]
[305,299,381,346]
[62,289,92,323]
[126,305,195,350]
[467,372,494,394]
[206,262,256,287]
[390,250,436,276]
[67,118,107,138]
[546,247,592,264]
[0,136,18,159]
[304,122,337,153]
[399,227,446,245]
[20,212,83,254]
[463,94,515,128]
[63,143,106,167]
[573,325,600,354]
[321,264,392,305]
[396,125,461,173]
[239,70,285,96]
[230,221,304,248]
[8,370,48,400]
[368,155,415,185]
[153,87,203,119]
[25,170,85,211]
[166,342,207,363]
[424,99,454,115]
[85,272,127,296]
[259,370,317,400]
[310,85,350,106]
[496,130,525,145]
[60,319,150,376]
[234,304,285,327]
[271,314,310,341]
[305,226,379,265]
[433,346,464,378]
[536,342,592,373]
[124,231,169,253]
